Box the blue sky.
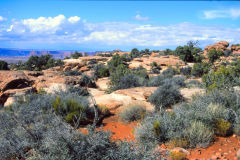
[0,0,240,51]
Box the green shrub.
[169,151,186,160]
[97,105,110,116]
[52,92,90,127]
[191,62,211,77]
[111,73,140,91]
[162,66,178,78]
[131,66,148,79]
[186,121,214,148]
[130,48,140,59]
[119,103,146,122]
[202,65,235,90]
[0,93,156,160]
[79,74,96,88]
[0,60,9,70]
[93,64,110,78]
[174,41,203,63]
[166,138,189,149]
[150,61,162,74]
[180,66,192,77]
[107,54,126,72]
[153,121,161,137]
[185,80,202,88]
[71,51,83,59]
[207,49,224,64]
[64,70,82,76]
[214,118,232,136]
[149,83,183,111]
[13,54,64,71]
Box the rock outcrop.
[0,70,83,106]
[0,71,34,105]
[230,44,240,54]
[204,41,229,55]
[129,55,185,71]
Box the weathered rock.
[96,77,110,91]
[44,83,68,94]
[0,71,33,92]
[204,41,229,55]
[230,44,240,54]
[0,71,34,105]
[129,55,185,71]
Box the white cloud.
[135,14,149,21]
[1,14,240,48]
[0,16,7,22]
[68,16,80,23]
[203,8,240,19]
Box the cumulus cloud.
[203,8,240,19]
[1,14,240,48]
[135,14,149,21]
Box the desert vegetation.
[1,40,240,159]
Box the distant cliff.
[0,48,96,59]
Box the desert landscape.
[0,41,240,160]
[1,0,240,159]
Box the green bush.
[130,48,140,59]
[166,138,189,149]
[64,70,82,76]
[0,60,9,70]
[180,66,192,77]
[52,93,90,126]
[107,54,126,72]
[109,64,129,89]
[79,74,96,88]
[119,103,146,122]
[207,49,224,64]
[162,66,178,78]
[131,66,148,79]
[149,82,183,111]
[191,62,211,77]
[214,118,232,136]
[135,89,240,149]
[174,41,203,63]
[153,120,161,137]
[0,93,156,160]
[169,151,186,160]
[93,64,110,78]
[186,80,202,88]
[185,121,214,148]
[150,61,162,74]
[13,54,64,71]
[202,65,235,90]
[110,73,140,91]
[71,51,83,59]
